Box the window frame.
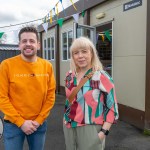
[43,35,55,61]
[61,30,73,61]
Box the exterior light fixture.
[96,12,105,19]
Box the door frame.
[95,20,114,77]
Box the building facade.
[38,0,150,132]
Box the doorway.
[73,22,112,75]
[96,23,112,75]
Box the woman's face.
[72,47,92,71]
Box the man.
[0,26,56,150]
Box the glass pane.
[63,50,67,60]
[62,33,67,60]
[76,26,94,41]
[51,37,54,48]
[52,50,54,59]
[77,28,82,38]
[62,32,67,44]
[68,31,73,59]
[44,40,46,48]
[48,50,51,60]
[44,39,47,59]
[51,37,54,60]
[48,38,50,48]
[82,28,91,38]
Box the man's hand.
[32,121,40,128]
[21,120,37,135]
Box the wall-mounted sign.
[123,0,142,12]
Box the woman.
[63,37,119,150]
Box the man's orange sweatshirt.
[0,55,56,127]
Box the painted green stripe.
[88,106,92,123]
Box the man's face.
[19,32,40,59]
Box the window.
[43,36,55,60]
[62,30,73,60]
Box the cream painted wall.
[42,28,56,76]
[41,0,147,111]
[59,16,84,86]
[90,0,147,111]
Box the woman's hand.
[98,131,106,141]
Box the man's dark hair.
[18,26,39,41]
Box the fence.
[0,48,42,63]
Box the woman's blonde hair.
[70,36,103,74]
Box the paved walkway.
[56,94,150,150]
[0,94,150,150]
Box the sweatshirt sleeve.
[35,62,56,124]
[0,61,25,127]
[99,71,119,123]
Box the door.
[73,22,113,76]
[96,22,112,76]
[73,22,96,45]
